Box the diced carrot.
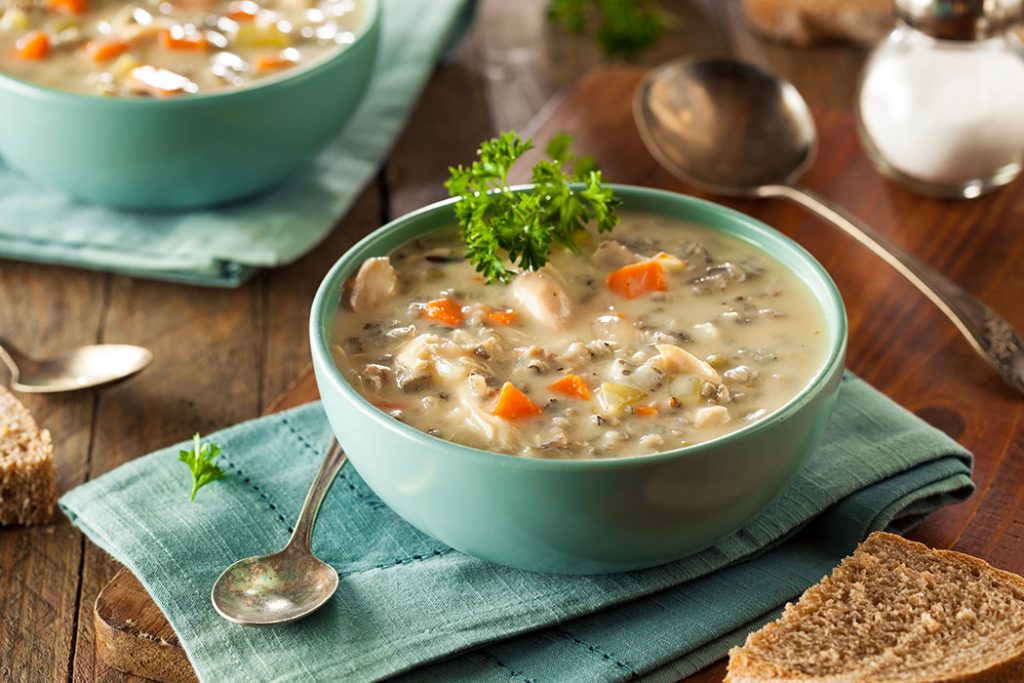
[251,53,294,73]
[160,28,208,51]
[606,260,667,299]
[492,382,542,420]
[49,0,88,15]
[372,400,403,411]
[227,1,260,21]
[14,32,50,60]
[484,307,518,326]
[423,298,463,326]
[86,38,131,63]
[633,405,658,417]
[548,374,590,400]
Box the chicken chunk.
[592,313,635,346]
[393,333,483,391]
[451,384,518,451]
[348,257,397,313]
[593,240,641,268]
[650,251,687,272]
[509,269,571,330]
[694,405,730,429]
[652,344,722,383]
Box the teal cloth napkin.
[0,0,473,287]
[59,374,974,682]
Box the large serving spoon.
[0,338,153,393]
[634,56,1024,395]
[212,438,346,626]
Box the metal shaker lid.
[896,0,1023,39]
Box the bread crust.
[0,387,56,525]
[742,0,893,46]
[726,533,1024,683]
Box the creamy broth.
[332,213,829,459]
[0,0,362,96]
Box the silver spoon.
[634,56,1024,395]
[0,338,153,393]
[212,438,346,626]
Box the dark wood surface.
[89,65,1024,683]
[2,2,1021,682]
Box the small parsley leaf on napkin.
[179,433,225,502]
[445,131,621,284]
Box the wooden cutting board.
[94,66,1024,683]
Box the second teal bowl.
[0,0,380,210]
[311,185,847,575]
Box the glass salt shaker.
[857,0,1024,198]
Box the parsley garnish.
[179,433,225,502]
[549,0,671,59]
[445,131,621,284]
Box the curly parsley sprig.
[179,433,225,502]
[548,0,671,59]
[445,132,621,284]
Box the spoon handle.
[764,184,1024,395]
[288,438,347,552]
[0,338,23,379]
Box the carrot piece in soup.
[423,298,463,327]
[492,382,542,420]
[86,38,131,62]
[252,53,295,72]
[372,400,404,411]
[606,260,668,299]
[633,405,658,417]
[228,1,260,21]
[484,308,518,326]
[49,0,88,14]
[160,28,208,50]
[14,32,50,60]
[548,374,590,400]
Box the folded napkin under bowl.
[310,185,849,574]
[59,373,973,682]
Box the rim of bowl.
[310,184,849,471]
[0,0,380,106]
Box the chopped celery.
[0,9,31,33]
[233,22,291,48]
[596,382,647,415]
[669,375,702,405]
[110,53,140,79]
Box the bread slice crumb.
[727,532,1024,682]
[0,387,56,525]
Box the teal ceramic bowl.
[0,0,380,210]
[311,185,847,575]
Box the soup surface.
[0,0,362,96]
[333,213,829,459]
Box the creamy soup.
[0,0,362,96]
[332,213,829,459]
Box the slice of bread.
[743,0,893,46]
[0,387,56,525]
[727,532,1024,682]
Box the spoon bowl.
[212,439,347,626]
[634,55,1024,395]
[0,339,153,394]
[211,547,339,626]
[634,57,816,195]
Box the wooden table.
[2,2,1022,681]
